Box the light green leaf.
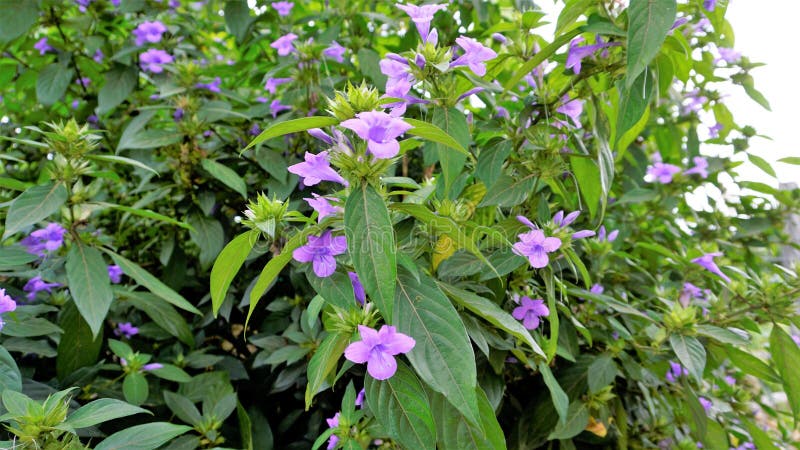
[122,372,149,405]
[670,334,706,382]
[404,118,468,157]
[304,332,349,410]
[625,0,677,87]
[305,271,357,310]
[615,70,654,147]
[66,243,113,337]
[539,362,569,425]
[475,141,512,188]
[478,174,537,208]
[0,245,39,268]
[95,422,193,450]
[164,391,203,426]
[150,364,192,383]
[66,399,150,429]
[770,326,800,424]
[211,230,258,316]
[244,116,340,150]
[99,203,193,230]
[3,182,67,239]
[587,355,617,394]
[200,159,247,199]
[724,345,780,383]
[504,29,581,90]
[85,154,159,176]
[116,129,182,151]
[570,156,601,219]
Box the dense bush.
[1,0,799,448]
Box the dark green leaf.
[127,293,194,346]
[116,129,182,151]
[430,387,506,450]
[0,347,22,394]
[405,118,469,156]
[66,399,150,429]
[431,108,470,197]
[539,362,569,424]
[66,243,113,337]
[304,332,349,409]
[587,355,617,394]
[770,326,800,423]
[3,182,67,239]
[200,159,248,199]
[625,0,677,86]
[616,70,654,146]
[224,0,253,42]
[164,391,203,426]
[478,174,537,208]
[36,63,74,106]
[187,214,225,268]
[95,422,192,450]
[669,334,706,382]
[0,0,38,42]
[122,372,149,405]
[56,302,103,380]
[475,141,511,188]
[98,65,138,114]
[548,401,590,440]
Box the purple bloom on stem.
[513,229,562,269]
[304,193,341,222]
[272,1,294,16]
[271,33,298,56]
[139,49,173,73]
[396,3,447,42]
[450,36,497,76]
[71,100,80,110]
[133,21,168,46]
[495,106,509,119]
[691,252,730,283]
[556,96,583,128]
[249,123,261,136]
[512,296,549,330]
[115,322,139,338]
[646,162,681,184]
[344,325,415,380]
[684,156,709,178]
[288,151,348,187]
[292,230,347,278]
[34,38,53,55]
[270,99,291,118]
[716,47,741,64]
[590,284,604,295]
[76,0,93,12]
[665,360,689,383]
[348,271,366,304]
[93,49,105,63]
[793,335,800,346]
[724,375,736,386]
[553,210,580,228]
[340,110,412,159]
[682,90,707,114]
[698,397,712,413]
[173,107,184,121]
[323,41,346,63]
[492,32,507,44]
[355,388,366,407]
[21,223,67,257]
[704,0,716,11]
[142,363,163,371]
[678,282,704,307]
[708,123,723,138]
[23,276,61,301]
[457,87,484,101]
[565,36,618,74]
[196,76,222,93]
[572,230,595,239]
[597,225,619,242]
[308,128,333,145]
[265,77,292,94]
[108,265,123,283]
[0,289,16,314]
[326,412,340,449]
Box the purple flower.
[665,360,689,383]
[340,110,412,159]
[71,100,80,110]
[249,123,261,136]
[380,54,413,98]
[396,3,447,42]
[682,90,707,114]
[678,282,704,307]
[691,252,730,283]
[139,49,173,73]
[513,228,562,269]
[572,230,595,239]
[292,230,347,278]
[556,96,583,128]
[23,276,61,301]
[304,193,341,222]
[344,325,415,380]
[196,76,222,93]
[108,265,123,284]
[76,0,93,12]
[271,33,298,56]
[698,397,712,413]
[133,21,168,46]
[495,106,509,119]
[708,123,723,138]
[269,99,291,118]
[491,33,507,44]
[590,284,604,295]
[21,223,67,257]
[512,296,549,330]
[597,225,619,242]
[684,156,709,178]
[288,151,348,187]
[355,388,366,407]
[553,210,580,228]
[646,162,681,184]
[565,36,618,74]
[265,77,292,94]
[34,38,53,55]
[326,412,340,449]
[142,363,163,371]
[0,289,16,315]
[272,1,293,16]
[348,271,366,304]
[704,0,716,11]
[450,36,497,76]
[93,49,105,63]
[716,47,741,64]
[723,375,736,386]
[173,107,184,121]
[115,322,139,338]
[323,41,346,63]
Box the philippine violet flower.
[0,289,17,332]
[716,47,741,64]
[292,230,347,278]
[196,77,222,93]
[265,77,292,94]
[269,99,291,118]
[21,223,67,257]
[340,110,412,159]
[133,21,168,46]
[396,3,447,42]
[355,388,366,407]
[597,225,619,243]
[108,265,123,284]
[34,38,53,55]
[115,322,139,338]
[590,284,604,295]
[646,161,681,184]
[512,296,549,330]
[288,151,348,187]
[665,360,689,383]
[704,0,716,11]
[556,96,583,128]
[304,193,341,223]
[272,1,293,16]
[325,412,340,450]
[565,36,618,74]
[93,49,104,63]
[349,271,366,304]
[678,282,704,307]
[323,41,346,63]
[450,36,497,76]
[699,397,712,413]
[271,33,298,56]
[139,49,173,73]
[691,252,731,283]
[23,276,61,301]
[513,226,562,269]
[684,156,709,178]
[344,325,415,380]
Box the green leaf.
[122,372,149,405]
[770,326,800,424]
[306,271,357,310]
[100,203,193,230]
[66,399,150,429]
[778,156,800,165]
[164,391,203,426]
[478,174,537,207]
[365,360,436,450]
[304,332,349,410]
[725,345,779,383]
[116,129,182,151]
[743,418,779,450]
[127,293,194,346]
[0,0,38,42]
[0,347,22,394]
[430,387,506,450]
[615,70,654,147]
[431,108,470,197]
[733,73,771,111]
[570,156,601,219]
[211,230,258,316]
[56,301,104,380]
[548,402,590,440]
[1,318,62,337]
[694,325,749,346]
[356,48,388,86]
[475,141,511,188]
[747,153,776,178]
[405,118,469,156]
[150,364,192,382]
[244,116,340,150]
[345,183,396,322]
[3,182,68,239]
[439,283,545,358]
[556,0,593,34]
[0,245,39,268]
[395,270,481,430]
[104,250,201,315]
[625,0,676,87]
[36,63,75,106]
[200,159,248,199]
[95,422,193,450]
[224,0,253,42]
[66,243,114,337]
[587,355,617,394]
[505,29,581,90]
[669,334,706,382]
[98,65,139,114]
[85,154,159,176]
[538,362,569,424]
[187,214,225,268]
